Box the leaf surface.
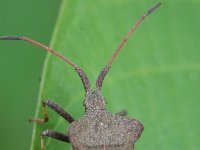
[31,1,200,150]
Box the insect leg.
[41,129,69,150]
[116,110,128,116]
[29,99,74,123]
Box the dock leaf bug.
[0,2,161,150]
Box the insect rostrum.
[0,2,161,150]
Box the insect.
[0,2,161,150]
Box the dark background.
[0,0,60,149]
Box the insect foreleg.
[41,129,70,150]
[29,99,74,123]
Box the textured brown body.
[68,89,143,150]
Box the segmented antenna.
[96,2,161,90]
[0,36,90,92]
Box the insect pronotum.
[0,2,161,150]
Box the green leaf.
[31,0,200,150]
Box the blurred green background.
[0,0,60,149]
[1,0,200,150]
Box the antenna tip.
[145,2,161,16]
[0,36,21,40]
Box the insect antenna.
[96,2,161,90]
[0,36,90,92]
